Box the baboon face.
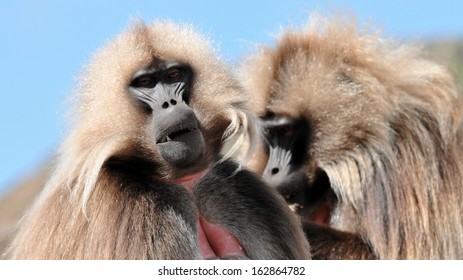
[125,58,234,180]
[129,60,206,169]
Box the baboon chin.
[6,21,311,260]
[241,15,463,259]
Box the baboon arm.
[303,222,376,260]
[195,159,311,260]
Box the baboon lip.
[156,127,198,144]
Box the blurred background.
[1,0,462,254]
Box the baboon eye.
[132,75,156,88]
[167,68,181,80]
[281,125,294,137]
[263,111,276,119]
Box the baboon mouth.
[293,195,334,226]
[306,198,333,225]
[157,127,198,144]
[156,119,205,168]
[299,171,336,226]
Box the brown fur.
[6,21,310,259]
[240,15,463,259]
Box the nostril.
[271,168,279,175]
[170,99,177,105]
[162,102,169,109]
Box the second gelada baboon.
[240,15,463,259]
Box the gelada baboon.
[240,15,463,259]
[6,21,311,260]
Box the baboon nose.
[161,99,178,109]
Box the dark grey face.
[261,112,334,221]
[129,61,205,169]
[260,112,310,204]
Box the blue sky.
[1,0,462,197]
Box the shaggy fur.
[240,15,463,259]
[6,21,311,259]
